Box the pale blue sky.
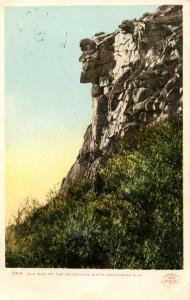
[5,5,159,148]
[5,5,160,222]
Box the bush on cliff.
[6,117,183,269]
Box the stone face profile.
[59,5,183,193]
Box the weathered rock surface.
[59,5,183,193]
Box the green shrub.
[6,117,183,269]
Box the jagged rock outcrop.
[59,5,183,193]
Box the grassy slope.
[6,117,183,269]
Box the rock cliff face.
[60,5,183,193]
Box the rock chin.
[59,5,183,194]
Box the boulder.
[96,50,113,65]
[80,39,96,51]
[91,84,103,97]
[99,76,109,87]
[119,20,134,33]
[132,87,153,103]
[121,122,140,136]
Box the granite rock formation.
[60,5,182,193]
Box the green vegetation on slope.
[6,117,183,269]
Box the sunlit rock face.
[60,5,183,193]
